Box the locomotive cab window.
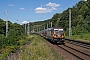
[59,29,63,32]
[54,29,64,35]
[54,30,58,33]
[54,29,59,34]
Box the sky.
[0,0,81,24]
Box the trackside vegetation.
[0,34,33,60]
[0,19,33,60]
[66,33,90,42]
[18,34,64,60]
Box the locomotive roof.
[47,27,64,30]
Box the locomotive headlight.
[54,34,56,37]
[61,36,64,38]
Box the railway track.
[39,34,90,60]
[56,39,90,60]
[65,38,90,49]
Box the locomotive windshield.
[54,30,58,33]
[54,29,64,34]
[59,29,64,32]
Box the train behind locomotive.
[39,27,65,43]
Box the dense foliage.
[0,18,25,48]
[30,0,90,36]
[0,18,28,59]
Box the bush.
[0,34,6,49]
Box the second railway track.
[57,40,90,60]
[65,39,90,49]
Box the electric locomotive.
[44,27,65,43]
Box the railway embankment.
[4,34,64,60]
[18,34,64,60]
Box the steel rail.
[65,38,90,49]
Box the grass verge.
[18,34,64,60]
[66,33,90,42]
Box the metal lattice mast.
[44,26,45,30]
[6,10,8,37]
[47,23,48,29]
[37,28,38,32]
[69,9,72,36]
[27,22,30,35]
[25,23,26,34]
[51,22,52,28]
